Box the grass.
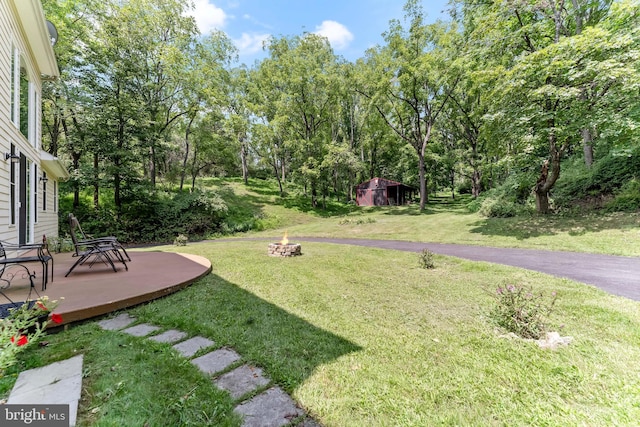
[2,178,640,425]
[212,178,640,256]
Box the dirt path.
[293,237,640,301]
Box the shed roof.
[356,177,414,188]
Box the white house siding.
[0,0,62,244]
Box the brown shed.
[355,177,415,206]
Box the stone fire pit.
[268,242,302,257]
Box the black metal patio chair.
[0,240,47,318]
[0,239,52,291]
[65,214,129,277]
[69,213,131,262]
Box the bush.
[338,217,376,225]
[470,173,535,217]
[61,188,229,243]
[605,179,640,212]
[554,148,640,211]
[489,285,557,339]
[0,297,63,374]
[478,196,521,218]
[173,234,188,246]
[418,248,435,269]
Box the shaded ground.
[284,237,640,301]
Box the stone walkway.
[98,312,320,427]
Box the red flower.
[36,301,48,311]
[11,335,28,346]
[50,313,63,324]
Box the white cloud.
[187,0,227,34]
[234,33,271,56]
[242,13,273,31]
[313,20,354,50]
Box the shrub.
[605,179,640,212]
[470,173,536,217]
[554,148,640,211]
[47,236,74,253]
[173,234,188,246]
[61,188,229,244]
[478,196,520,218]
[418,248,435,269]
[489,285,557,339]
[0,297,63,374]
[338,217,376,225]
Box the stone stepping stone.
[214,364,270,400]
[173,336,215,358]
[148,329,188,343]
[235,386,304,427]
[7,355,84,427]
[97,312,136,330]
[121,323,160,337]
[192,348,241,375]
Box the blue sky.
[186,0,451,66]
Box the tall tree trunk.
[114,116,125,215]
[72,152,81,210]
[472,169,482,198]
[582,128,594,167]
[534,132,562,214]
[149,144,157,188]
[93,153,99,209]
[419,154,427,210]
[271,161,284,196]
[180,115,195,191]
[418,129,431,210]
[240,137,249,185]
[190,145,198,192]
[450,170,455,199]
[311,183,318,208]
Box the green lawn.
[2,180,639,426]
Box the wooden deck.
[0,250,211,326]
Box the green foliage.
[489,285,557,339]
[605,179,640,212]
[173,234,188,246]
[555,148,640,211]
[418,248,435,269]
[338,217,376,225]
[590,148,640,194]
[46,236,74,253]
[469,174,535,217]
[60,188,229,243]
[0,297,61,375]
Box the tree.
[361,0,459,210]
[251,34,341,207]
[461,0,640,213]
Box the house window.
[11,52,33,143]
[10,144,16,225]
[42,172,48,211]
[33,91,39,148]
[19,58,30,140]
[10,47,16,123]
